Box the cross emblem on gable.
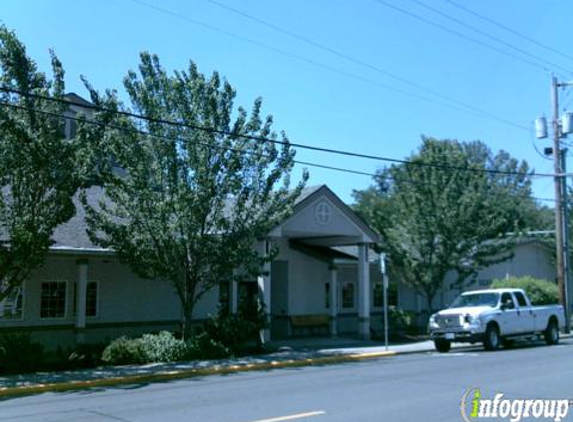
[315,201,332,225]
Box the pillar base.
[358,317,370,340]
[329,316,338,337]
[75,328,86,344]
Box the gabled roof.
[49,184,380,254]
[64,92,93,108]
[270,184,380,244]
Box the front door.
[238,281,259,312]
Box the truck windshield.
[450,292,499,308]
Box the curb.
[3,334,570,399]
[0,350,396,399]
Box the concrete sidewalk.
[0,338,480,398]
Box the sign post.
[380,253,389,351]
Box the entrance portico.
[262,185,380,340]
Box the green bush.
[102,332,190,365]
[55,342,107,370]
[388,306,414,332]
[101,336,146,365]
[202,302,267,355]
[100,304,268,365]
[491,276,559,305]
[0,333,44,374]
[186,332,231,360]
[139,331,188,362]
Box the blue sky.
[2,0,573,205]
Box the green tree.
[82,53,307,339]
[353,137,538,312]
[491,276,558,305]
[0,26,91,301]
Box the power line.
[0,98,559,205]
[127,0,530,133]
[0,86,552,178]
[0,99,354,177]
[444,0,573,64]
[371,0,569,77]
[407,0,572,76]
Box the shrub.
[100,304,268,366]
[102,332,189,365]
[53,342,107,370]
[69,343,107,368]
[201,302,267,355]
[377,306,415,336]
[388,306,414,332]
[186,332,230,360]
[0,333,44,374]
[101,336,146,365]
[139,331,187,362]
[491,276,559,305]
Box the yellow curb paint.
[0,350,397,398]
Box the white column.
[76,259,88,343]
[357,244,371,340]
[230,280,239,314]
[329,264,338,337]
[258,240,272,343]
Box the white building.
[0,185,387,349]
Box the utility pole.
[560,148,571,334]
[551,75,570,333]
[537,76,572,332]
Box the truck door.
[512,291,535,334]
[499,292,519,335]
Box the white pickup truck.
[428,288,565,352]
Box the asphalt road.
[1,339,573,422]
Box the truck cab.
[428,288,564,353]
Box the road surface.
[1,339,572,422]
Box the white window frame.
[0,283,25,321]
[40,280,68,320]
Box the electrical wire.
[371,0,568,77]
[407,0,572,76]
[0,99,559,206]
[444,0,573,64]
[0,99,418,183]
[0,99,368,178]
[127,0,530,133]
[0,86,552,178]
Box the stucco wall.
[274,238,330,316]
[0,254,220,348]
[397,242,556,314]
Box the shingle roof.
[49,185,325,252]
[50,187,104,251]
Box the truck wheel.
[484,324,500,351]
[544,320,559,345]
[434,339,451,353]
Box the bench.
[290,314,330,336]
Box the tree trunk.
[181,301,195,341]
[424,292,436,324]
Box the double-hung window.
[0,285,24,320]
[40,281,67,319]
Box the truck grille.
[436,314,463,329]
